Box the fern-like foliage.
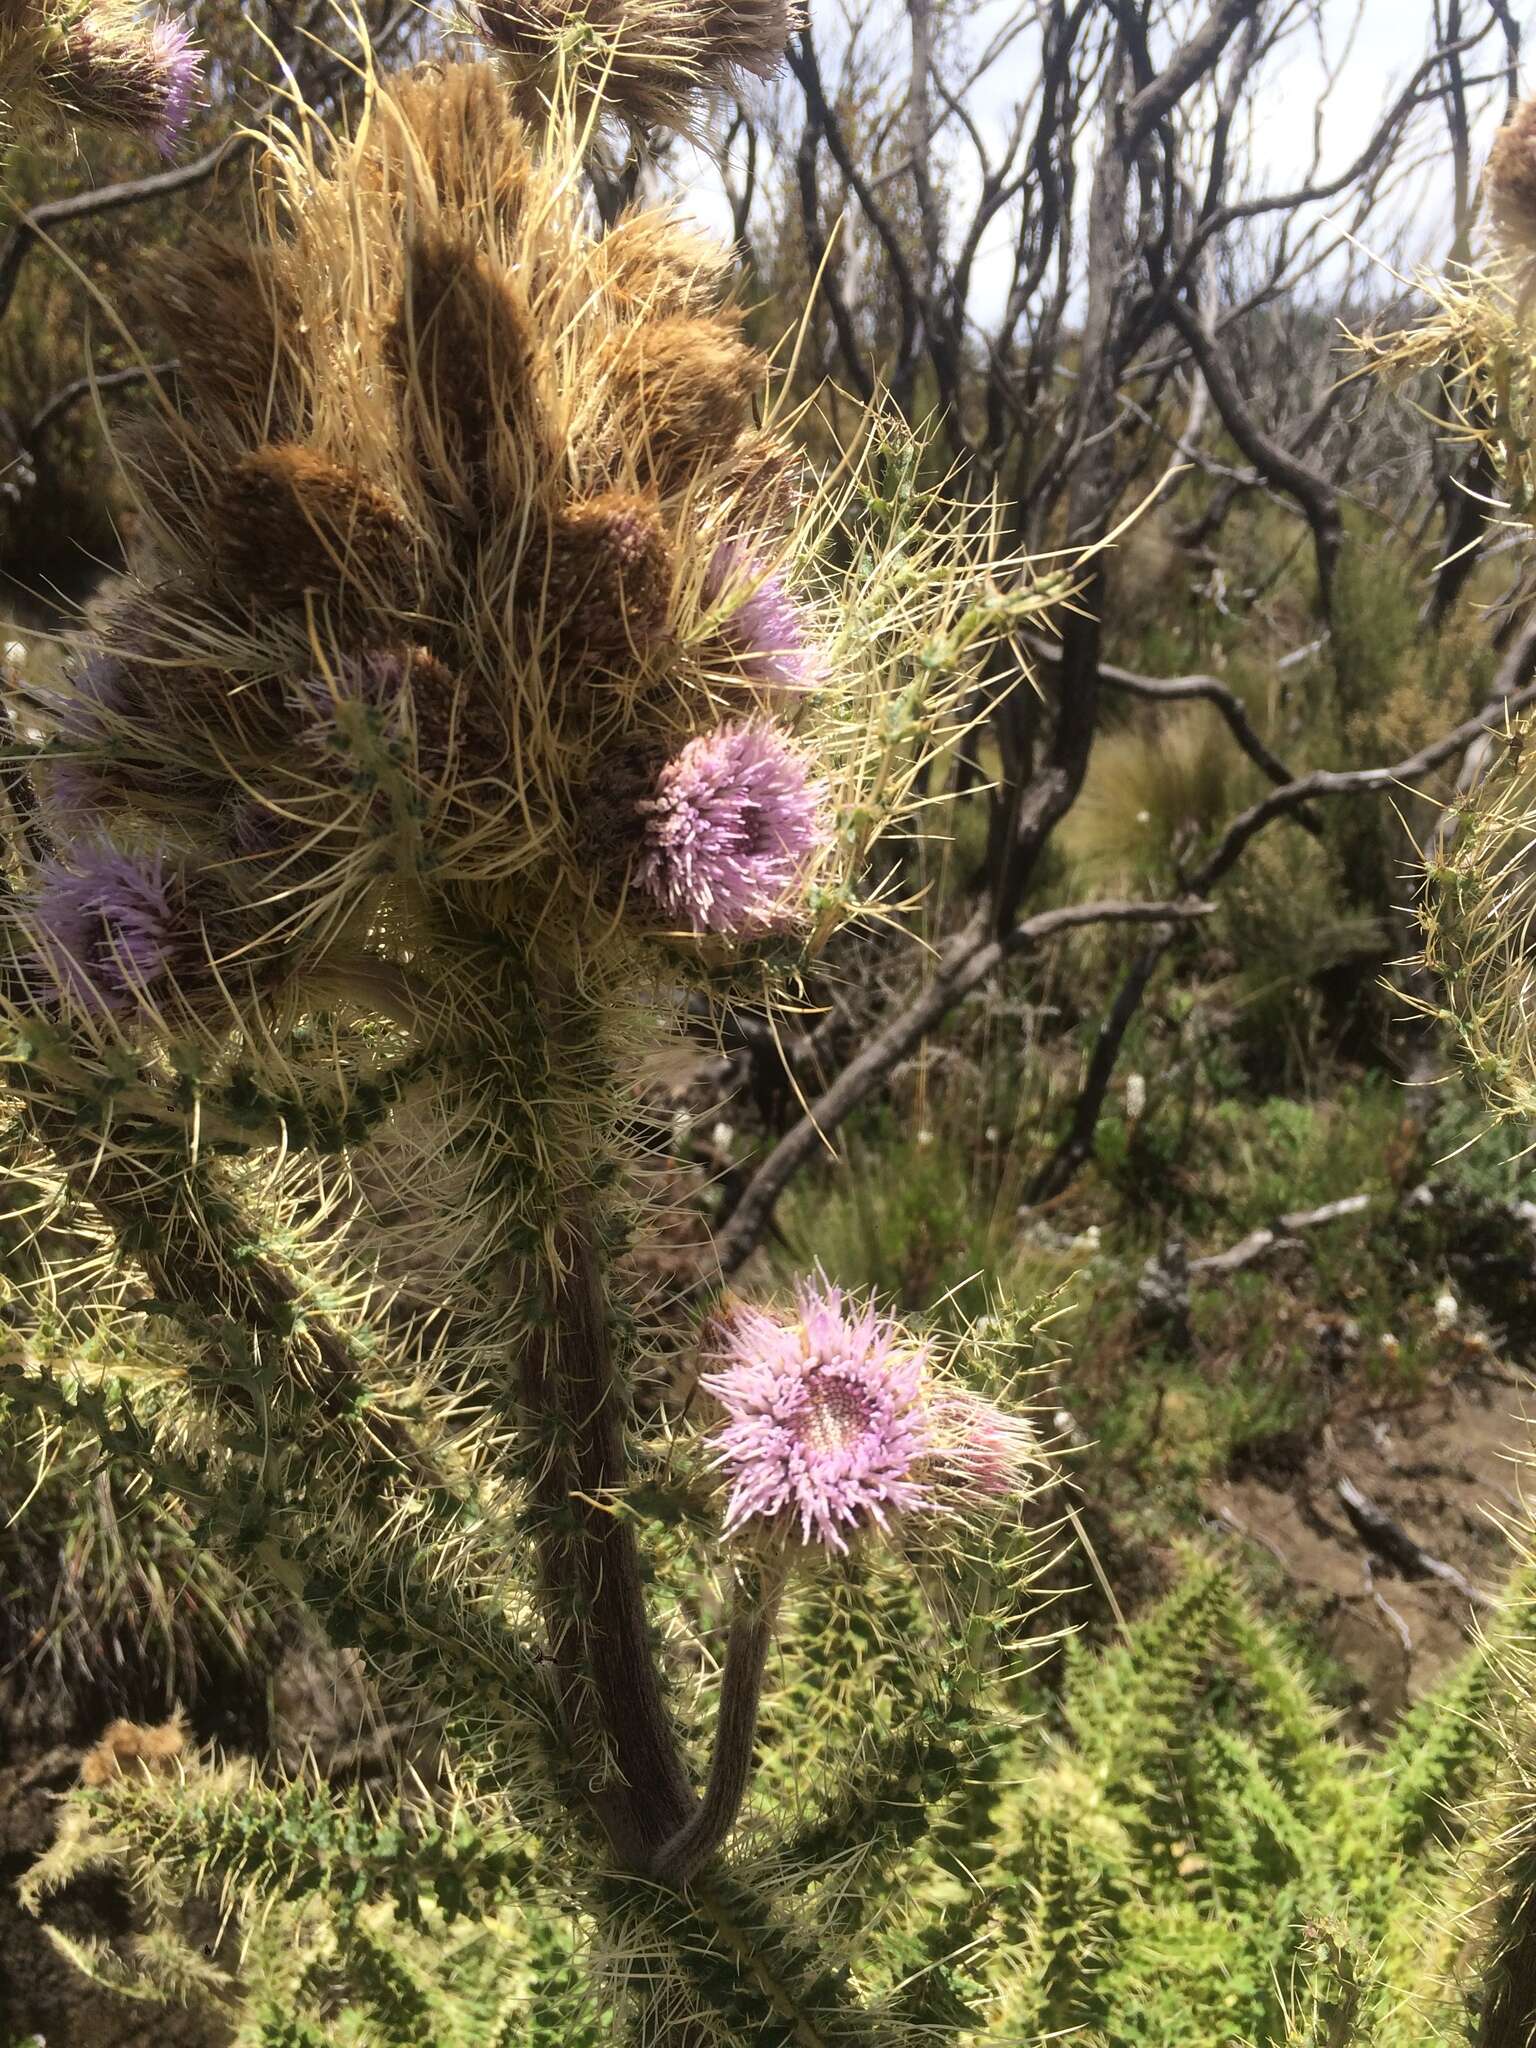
[24,1543,1536,2046]
[987,1555,1515,2048]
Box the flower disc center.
[797,1368,876,1459]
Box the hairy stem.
[522,1209,695,1869]
[654,1559,786,1888]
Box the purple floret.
[39,655,127,826]
[637,719,826,934]
[144,16,202,156]
[28,842,190,1015]
[702,1277,938,1552]
[49,10,203,157]
[705,541,824,692]
[928,1387,1038,1500]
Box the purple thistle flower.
[144,16,201,158]
[42,757,115,835]
[701,1277,938,1552]
[47,9,202,158]
[28,842,194,1015]
[38,653,229,829]
[637,719,827,934]
[57,652,133,734]
[704,541,824,692]
[27,655,125,834]
[43,652,125,783]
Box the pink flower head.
[702,1278,937,1552]
[705,541,824,692]
[48,11,202,158]
[144,17,201,158]
[27,841,195,1015]
[39,655,127,828]
[637,719,827,934]
[928,1388,1038,1501]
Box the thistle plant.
[1417,726,1536,1129]
[0,10,1063,2036]
[1354,100,1536,1132]
[1346,93,1536,2045]
[14,40,1536,2045]
[0,0,200,155]
[471,0,801,134]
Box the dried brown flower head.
[536,492,674,664]
[1487,97,1536,254]
[593,208,736,320]
[80,1714,185,1787]
[386,226,554,526]
[142,235,302,430]
[474,0,801,132]
[599,313,761,494]
[355,59,536,224]
[214,446,416,614]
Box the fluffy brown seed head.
[574,738,670,873]
[124,249,299,552]
[393,644,510,778]
[476,0,709,131]
[600,314,762,495]
[593,208,736,321]
[142,234,301,436]
[214,446,414,613]
[715,430,803,535]
[387,225,554,529]
[477,0,627,60]
[475,0,794,127]
[1487,99,1536,254]
[535,491,674,665]
[354,60,535,230]
[701,0,801,81]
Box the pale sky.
[1247,1,1527,195]
[663,1,1536,325]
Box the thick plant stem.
[654,1559,786,1888]
[522,1210,696,1869]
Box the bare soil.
[1208,1365,1535,1731]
